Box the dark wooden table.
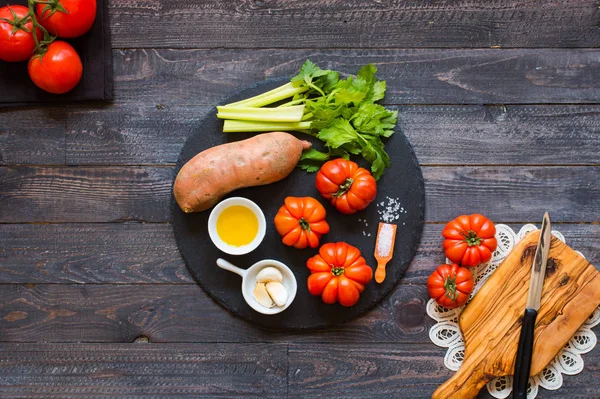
[1,1,599,398]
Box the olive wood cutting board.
[432,230,600,399]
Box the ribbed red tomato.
[315,159,377,214]
[0,5,42,62]
[274,197,330,249]
[306,242,373,307]
[427,263,474,309]
[442,214,497,267]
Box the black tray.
[0,0,112,106]
[172,78,425,330]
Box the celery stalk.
[216,105,305,122]
[223,82,308,108]
[223,120,312,133]
[301,112,313,121]
[277,98,307,108]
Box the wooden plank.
[108,0,600,49]
[0,223,192,284]
[0,342,595,398]
[66,104,600,166]
[0,283,435,343]
[288,344,450,398]
[423,166,600,223]
[66,104,212,165]
[288,343,600,399]
[0,166,172,223]
[0,223,598,285]
[0,343,287,398]
[1,166,598,223]
[0,282,596,344]
[0,108,65,165]
[111,49,600,105]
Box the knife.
[513,212,552,398]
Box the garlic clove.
[253,283,274,308]
[255,267,283,283]
[265,281,288,307]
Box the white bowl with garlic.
[216,258,297,315]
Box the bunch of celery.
[216,60,398,180]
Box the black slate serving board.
[172,78,425,330]
[0,0,112,106]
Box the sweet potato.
[174,132,311,213]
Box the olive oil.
[216,205,258,246]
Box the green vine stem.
[27,0,57,56]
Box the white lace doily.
[427,224,600,398]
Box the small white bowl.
[208,197,266,255]
[216,258,297,315]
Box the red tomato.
[274,197,330,249]
[28,40,82,94]
[315,159,377,214]
[442,214,497,267]
[427,263,474,309]
[36,0,96,38]
[0,5,42,62]
[306,242,373,307]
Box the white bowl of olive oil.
[208,197,266,255]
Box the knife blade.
[513,212,552,398]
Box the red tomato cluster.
[0,0,96,94]
[271,158,379,307]
[427,214,498,309]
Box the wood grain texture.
[66,104,600,166]
[0,223,598,285]
[434,233,600,398]
[0,342,596,399]
[66,104,208,165]
[288,343,600,399]
[111,49,600,105]
[108,0,600,49]
[0,343,287,398]
[0,223,191,284]
[0,166,172,223]
[1,166,597,223]
[0,283,434,343]
[288,343,449,398]
[0,0,597,396]
[422,166,600,223]
[0,108,65,165]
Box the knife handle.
[513,308,537,398]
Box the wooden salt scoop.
[374,222,397,283]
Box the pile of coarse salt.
[377,196,408,223]
[376,223,394,257]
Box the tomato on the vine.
[0,5,42,62]
[427,263,474,309]
[28,40,82,94]
[442,214,497,267]
[36,0,96,38]
[315,158,377,214]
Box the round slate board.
[172,78,425,330]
